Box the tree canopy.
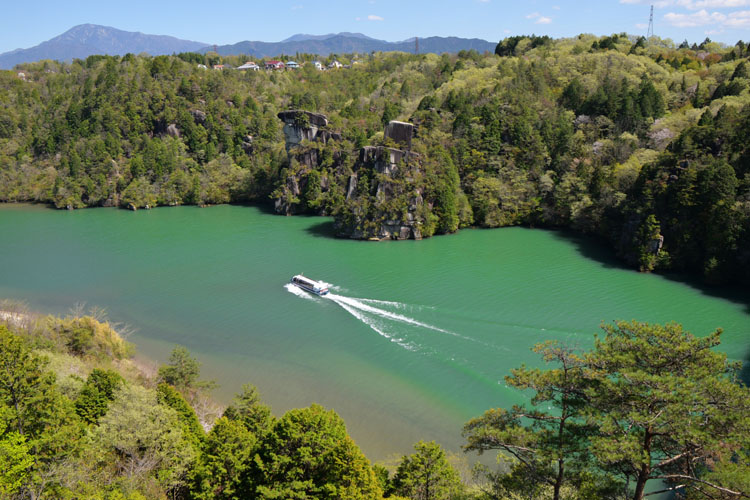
[464,321,750,500]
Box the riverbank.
[0,302,225,430]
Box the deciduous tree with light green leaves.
[254,404,382,500]
[89,384,197,496]
[391,440,463,500]
[192,416,256,500]
[0,406,33,498]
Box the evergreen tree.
[586,321,750,500]
[74,368,123,424]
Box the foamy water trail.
[318,282,345,293]
[333,300,417,351]
[358,298,409,309]
[285,283,482,350]
[284,283,316,300]
[326,293,471,340]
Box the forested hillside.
[1,34,749,283]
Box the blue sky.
[1,0,748,54]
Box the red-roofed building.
[265,60,285,70]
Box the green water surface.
[1,203,748,460]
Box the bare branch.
[653,449,695,469]
[653,475,748,498]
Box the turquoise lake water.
[1,203,748,460]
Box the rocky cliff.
[336,143,427,240]
[273,110,343,215]
[335,121,434,240]
[273,112,432,240]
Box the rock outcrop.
[273,110,343,215]
[384,120,414,149]
[335,120,428,240]
[272,114,428,240]
[166,123,180,138]
[277,110,341,154]
[189,109,207,124]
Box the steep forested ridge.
[1,34,749,283]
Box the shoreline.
[0,304,224,430]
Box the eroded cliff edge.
[273,111,452,240]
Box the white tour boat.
[290,275,330,295]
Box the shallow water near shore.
[1,203,748,460]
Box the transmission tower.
[415,37,419,55]
[647,5,654,38]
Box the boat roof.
[292,275,327,288]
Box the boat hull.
[294,284,329,296]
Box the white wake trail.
[358,298,409,309]
[326,293,467,339]
[333,300,416,351]
[285,282,482,350]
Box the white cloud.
[724,9,750,25]
[622,0,750,8]
[368,14,384,21]
[682,0,750,9]
[664,9,726,26]
[526,11,552,23]
[355,16,362,21]
[663,7,750,26]
[635,22,649,28]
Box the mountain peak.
[0,25,208,69]
[1,25,497,70]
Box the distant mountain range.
[0,24,497,69]
[0,24,207,69]
[207,34,497,58]
[280,32,378,43]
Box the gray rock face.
[647,235,664,254]
[384,120,413,149]
[273,110,345,215]
[346,174,358,200]
[166,123,180,138]
[274,174,301,215]
[241,135,253,153]
[338,144,424,240]
[277,110,331,153]
[190,109,207,124]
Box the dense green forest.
[1,34,749,282]
[1,304,749,499]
